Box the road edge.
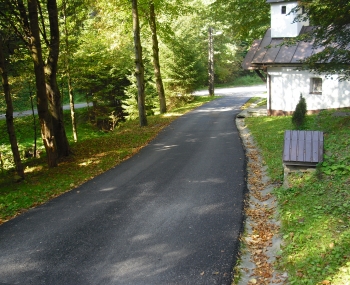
[233,115,289,285]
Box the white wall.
[267,67,350,112]
[270,2,309,38]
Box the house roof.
[242,26,322,70]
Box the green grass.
[257,98,267,107]
[0,95,216,223]
[240,97,267,110]
[245,109,350,284]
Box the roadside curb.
[234,115,288,285]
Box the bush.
[292,94,307,129]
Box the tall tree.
[2,0,69,158]
[26,0,58,167]
[45,0,70,156]
[0,0,70,166]
[0,34,24,179]
[62,0,77,142]
[148,0,166,114]
[132,0,147,126]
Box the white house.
[242,0,350,115]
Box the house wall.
[267,67,350,115]
[270,2,309,38]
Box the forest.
[0,0,270,179]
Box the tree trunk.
[62,0,77,142]
[0,35,24,179]
[208,27,214,96]
[148,1,166,114]
[27,0,58,167]
[132,0,147,126]
[45,0,70,157]
[67,69,77,141]
[29,91,37,157]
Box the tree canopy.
[210,0,270,44]
[0,0,261,173]
[294,0,350,80]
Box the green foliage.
[0,0,261,167]
[231,73,264,87]
[293,0,350,80]
[212,38,248,84]
[210,0,270,43]
[123,59,159,121]
[160,10,207,96]
[163,40,206,95]
[292,94,307,129]
[246,108,350,284]
[0,0,245,121]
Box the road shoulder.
[234,109,288,284]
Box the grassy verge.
[240,97,267,110]
[245,109,350,284]
[0,96,216,224]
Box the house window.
[310,78,322,94]
[281,6,287,14]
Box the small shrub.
[292,94,307,129]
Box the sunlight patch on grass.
[332,263,350,284]
[78,160,95,167]
[24,165,43,173]
[163,112,182,117]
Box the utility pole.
[208,27,214,96]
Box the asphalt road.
[0,86,266,285]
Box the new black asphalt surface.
[0,86,266,285]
